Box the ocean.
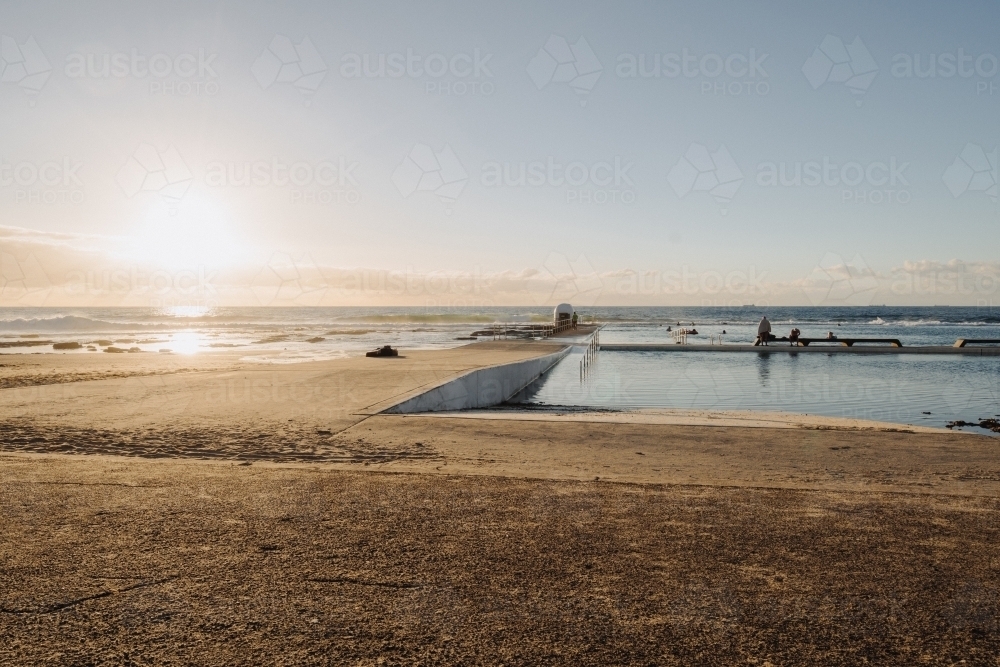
[2,306,998,432]
[2,305,999,354]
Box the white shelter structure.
[554,303,574,324]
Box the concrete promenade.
[601,343,1000,356]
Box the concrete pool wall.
[383,346,572,413]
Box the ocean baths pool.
[514,349,1000,433]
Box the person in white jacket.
[756,316,772,346]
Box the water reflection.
[520,350,1000,432]
[755,352,771,386]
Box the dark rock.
[0,340,53,348]
[947,418,1000,433]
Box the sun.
[126,190,246,269]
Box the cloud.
[1,226,995,306]
[800,253,879,306]
[0,225,102,246]
[895,258,1000,275]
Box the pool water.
[514,349,1000,433]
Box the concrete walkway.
[602,343,1000,355]
[0,341,568,434]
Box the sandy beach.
[2,342,999,664]
[6,0,999,663]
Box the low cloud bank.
[2,226,997,307]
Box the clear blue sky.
[1,0,998,305]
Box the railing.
[580,327,601,380]
[671,328,688,345]
[491,322,556,340]
[491,320,581,340]
[553,320,574,334]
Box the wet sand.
[2,343,999,665]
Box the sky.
[0,0,998,308]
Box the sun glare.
[127,191,245,270]
[167,331,201,355]
[166,305,212,318]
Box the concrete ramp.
[384,346,570,413]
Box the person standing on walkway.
[572,311,578,329]
[756,315,772,346]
